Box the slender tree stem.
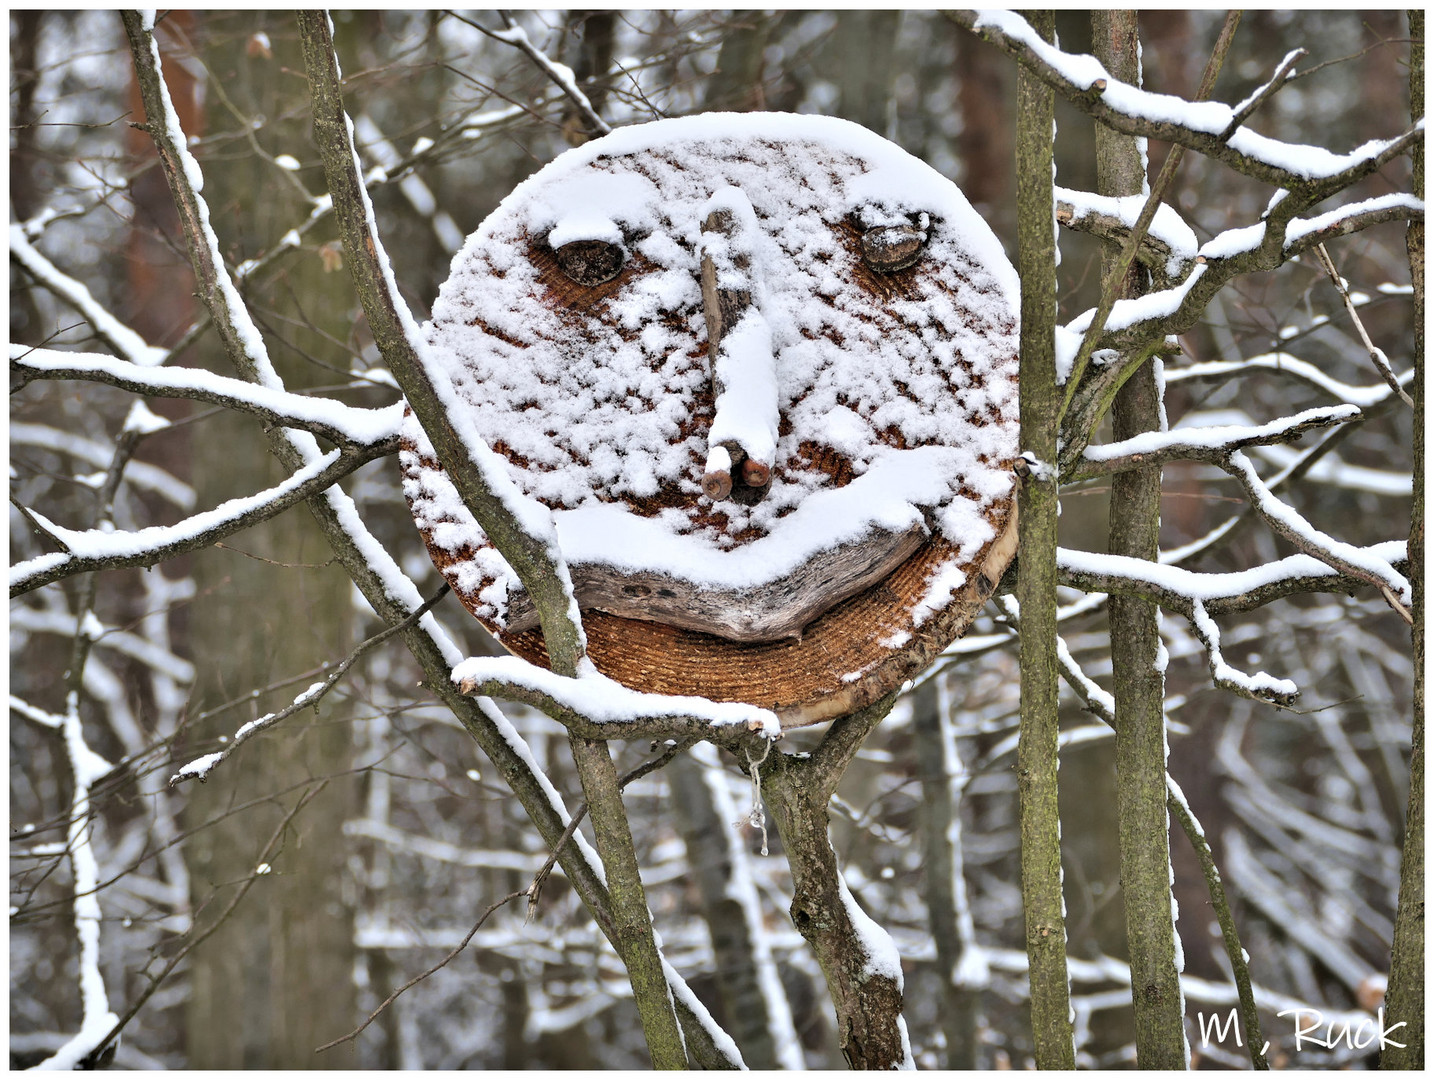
[296,10,585,677]
[1383,9,1424,1069]
[1093,11,1186,1069]
[1013,10,1076,1068]
[567,735,687,1068]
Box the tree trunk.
[760,697,910,1070]
[702,12,777,112]
[180,12,358,1067]
[1382,9,1424,1069]
[831,11,902,135]
[1013,9,1076,1069]
[1093,11,1187,1069]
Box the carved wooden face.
[402,114,1020,727]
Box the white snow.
[1056,186,1198,277]
[835,872,903,981]
[451,653,780,736]
[11,450,346,592]
[410,113,1019,629]
[1081,404,1359,462]
[974,11,1415,182]
[122,400,170,435]
[10,226,168,367]
[1285,192,1425,247]
[13,346,403,446]
[1059,541,1407,608]
[170,752,224,783]
[1067,263,1208,335]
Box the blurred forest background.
[10,9,1417,1069]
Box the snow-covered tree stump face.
[403,114,1021,727]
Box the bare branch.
[169,586,450,787]
[316,888,529,1053]
[82,784,330,1066]
[1312,243,1415,407]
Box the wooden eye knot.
[553,239,625,286]
[861,224,925,273]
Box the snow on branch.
[1069,404,1360,481]
[1056,188,1419,468]
[1165,351,1413,408]
[31,697,119,1068]
[1188,598,1298,705]
[121,12,283,391]
[1220,451,1412,620]
[481,14,612,138]
[9,225,168,367]
[1058,542,1408,702]
[954,10,1423,193]
[1059,542,1408,618]
[1065,198,1423,355]
[1055,187,1199,285]
[452,654,780,743]
[11,346,404,448]
[10,447,386,597]
[297,12,587,678]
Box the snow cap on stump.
[402,113,1020,728]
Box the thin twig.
[482,12,612,138]
[322,736,700,1053]
[525,737,697,917]
[169,585,451,786]
[315,888,529,1053]
[82,783,329,1067]
[1312,243,1415,407]
[1220,48,1306,139]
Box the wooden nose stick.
[700,187,779,503]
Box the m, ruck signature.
[1196,1006,1408,1056]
